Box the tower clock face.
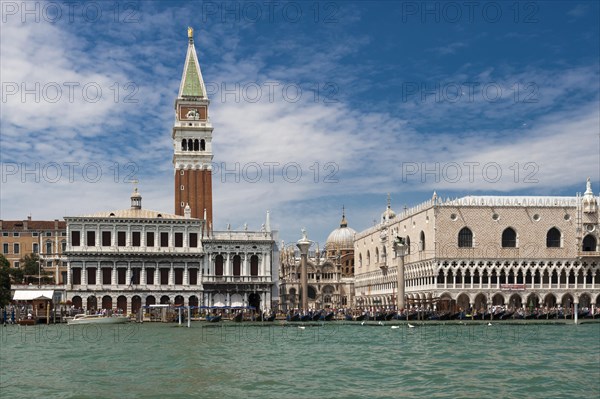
[179,105,206,121]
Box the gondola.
[320,311,335,321]
[232,312,244,322]
[385,312,397,321]
[312,312,322,321]
[355,314,367,321]
[287,313,301,322]
[345,314,354,321]
[300,314,312,322]
[206,315,222,323]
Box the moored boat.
[67,314,129,325]
[206,314,222,323]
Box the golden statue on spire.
[188,27,194,39]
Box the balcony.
[578,251,600,258]
[202,275,272,284]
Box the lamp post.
[393,236,406,311]
[297,229,311,312]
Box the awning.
[13,290,55,301]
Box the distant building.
[0,217,67,284]
[278,210,355,310]
[354,180,600,312]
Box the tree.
[20,253,47,277]
[0,254,11,307]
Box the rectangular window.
[146,232,155,247]
[32,243,39,253]
[46,232,52,236]
[102,231,111,246]
[86,231,95,246]
[174,232,183,247]
[117,268,126,285]
[13,232,19,237]
[87,268,96,285]
[189,233,198,248]
[160,268,169,285]
[146,269,154,285]
[189,268,198,285]
[61,232,67,236]
[160,232,169,247]
[2,232,8,237]
[118,231,126,247]
[102,268,111,285]
[72,268,81,285]
[32,232,39,237]
[71,231,81,246]
[132,231,141,247]
[13,243,20,254]
[13,261,19,268]
[2,243,8,254]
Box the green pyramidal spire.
[179,27,206,99]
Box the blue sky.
[1,0,599,245]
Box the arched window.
[181,139,187,151]
[420,231,425,251]
[250,255,259,276]
[406,236,411,254]
[359,253,362,268]
[458,227,473,248]
[546,227,561,248]
[200,139,206,151]
[582,235,597,251]
[45,241,52,254]
[382,246,387,262]
[232,255,241,276]
[375,247,379,263]
[193,139,199,151]
[187,139,193,151]
[502,228,517,248]
[366,250,370,265]
[215,255,224,276]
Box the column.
[111,264,117,286]
[67,262,72,286]
[265,251,271,277]
[226,292,231,306]
[81,264,87,286]
[141,265,146,286]
[96,266,101,286]
[126,263,131,286]
[225,253,231,276]
[183,264,189,286]
[168,264,174,285]
[242,254,248,276]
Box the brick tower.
[173,27,213,231]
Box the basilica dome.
[326,211,356,250]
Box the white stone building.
[354,180,600,312]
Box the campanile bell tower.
[173,27,213,230]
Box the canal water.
[1,322,598,398]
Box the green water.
[1,322,599,398]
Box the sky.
[1,0,599,246]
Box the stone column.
[111,265,117,286]
[184,264,189,286]
[96,266,101,286]
[81,265,87,286]
[225,253,231,276]
[394,238,406,311]
[168,264,174,286]
[297,231,311,312]
[242,254,248,276]
[141,266,146,286]
[126,264,131,286]
[67,262,72,287]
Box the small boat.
[232,312,244,322]
[312,312,322,322]
[287,313,301,322]
[300,314,312,322]
[206,315,222,323]
[344,314,353,321]
[355,314,367,321]
[67,314,129,325]
[320,312,335,321]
